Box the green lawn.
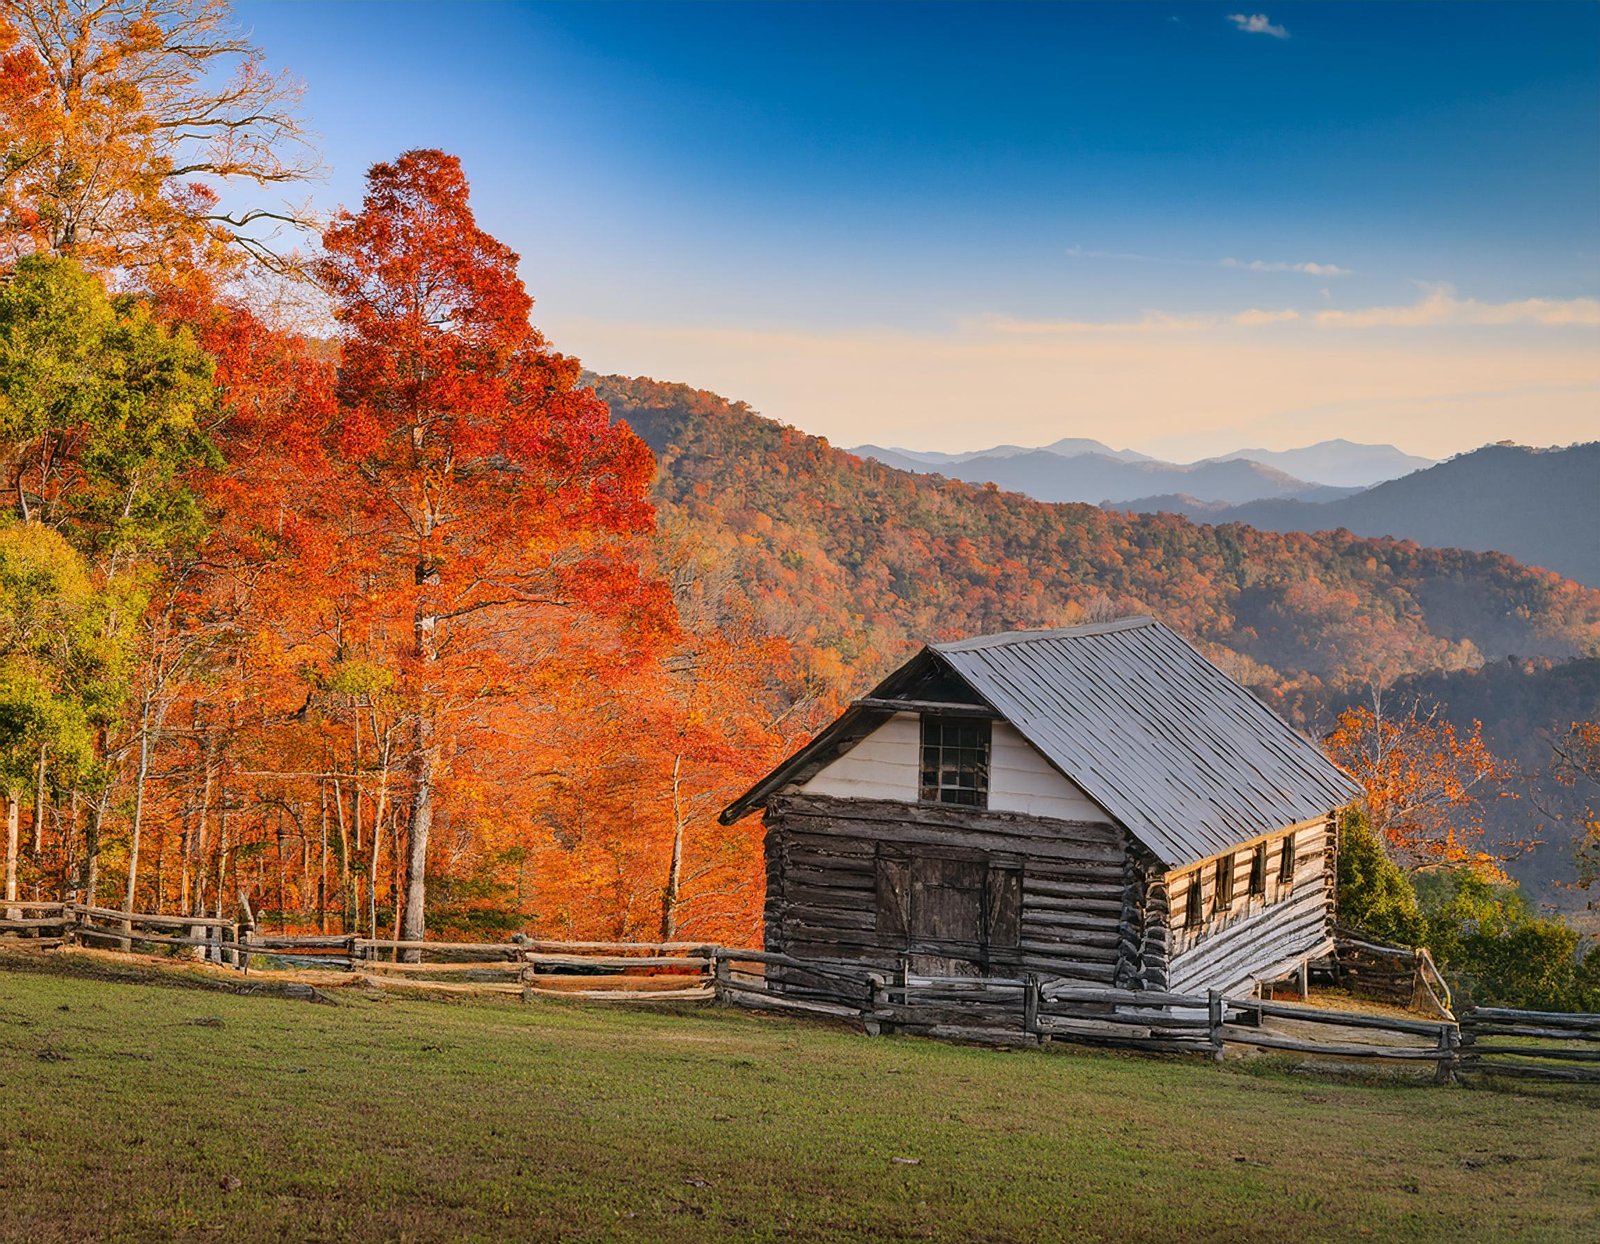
[1,956,1596,1243]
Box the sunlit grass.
[1,960,1596,1243]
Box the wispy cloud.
[1221,258,1350,276]
[1227,13,1289,39]
[1316,287,1600,329]
[985,307,1301,334]
[1069,246,1349,276]
[984,288,1600,335]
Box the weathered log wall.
[763,793,1140,985]
[1165,816,1336,997]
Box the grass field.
[1,955,1597,1243]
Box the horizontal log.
[782,866,875,890]
[353,938,713,955]
[721,984,864,1019]
[777,884,877,912]
[1019,906,1124,927]
[1464,1006,1600,1027]
[525,954,709,971]
[714,948,874,978]
[873,1004,1025,1029]
[916,1024,1035,1046]
[1460,1023,1600,1043]
[1336,934,1417,958]
[1217,1026,1446,1060]
[355,960,523,976]
[1043,1032,1212,1055]
[1245,999,1453,1038]
[1016,940,1123,965]
[1459,1060,1600,1084]
[523,985,712,1002]
[249,935,355,951]
[76,923,244,952]
[72,905,234,930]
[1463,1045,1600,1062]
[0,917,72,930]
[773,805,1124,863]
[0,901,68,912]
[1040,983,1210,1008]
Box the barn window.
[1249,842,1268,897]
[1184,872,1204,927]
[919,717,991,807]
[1213,853,1236,909]
[1278,834,1296,884]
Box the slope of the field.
[596,375,1600,692]
[2,961,1597,1243]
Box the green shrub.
[1416,870,1592,1011]
[1335,808,1425,946]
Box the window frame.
[1213,852,1236,910]
[1248,842,1268,898]
[1184,871,1204,927]
[918,715,992,808]
[1278,834,1296,885]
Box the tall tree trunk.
[660,753,687,942]
[122,694,156,949]
[32,743,46,856]
[84,794,107,911]
[400,554,439,960]
[400,717,433,962]
[4,788,19,921]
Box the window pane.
[920,716,991,807]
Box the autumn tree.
[0,254,217,915]
[315,149,667,954]
[0,0,317,277]
[1324,693,1513,874]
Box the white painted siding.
[794,714,1112,823]
[796,712,920,801]
[987,722,1111,823]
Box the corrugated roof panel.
[932,618,1361,867]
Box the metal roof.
[721,616,1360,868]
[929,617,1361,867]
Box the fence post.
[861,971,883,1037]
[1434,1024,1459,1086]
[1023,973,1040,1041]
[237,920,253,974]
[712,950,729,1005]
[868,971,893,1037]
[1208,989,1225,1061]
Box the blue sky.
[233,1,1599,458]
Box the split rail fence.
[3,903,1594,1085]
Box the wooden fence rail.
[5,906,1596,1086]
[1458,1007,1600,1084]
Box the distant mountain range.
[1116,442,1600,589]
[851,437,1432,506]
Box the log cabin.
[720,617,1362,997]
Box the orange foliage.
[1324,698,1515,876]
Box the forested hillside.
[1119,443,1600,588]
[596,375,1600,698]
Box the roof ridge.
[932,615,1158,652]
